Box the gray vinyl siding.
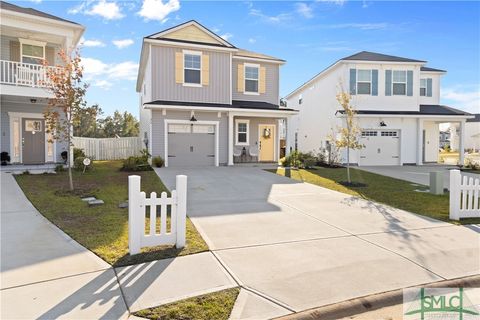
[232,59,279,105]
[151,109,228,165]
[0,103,67,163]
[150,46,230,104]
[233,117,277,154]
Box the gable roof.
[0,0,81,26]
[146,20,235,48]
[341,51,426,63]
[420,66,447,73]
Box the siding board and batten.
[232,59,279,104]
[161,25,223,45]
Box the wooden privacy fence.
[72,136,142,160]
[128,175,187,255]
[449,169,480,220]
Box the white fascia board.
[420,71,447,75]
[144,103,298,115]
[145,38,238,53]
[136,42,150,92]
[342,60,425,66]
[232,55,285,65]
[336,113,475,120]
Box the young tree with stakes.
[43,49,88,190]
[330,91,363,184]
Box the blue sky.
[14,0,480,115]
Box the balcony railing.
[0,60,62,88]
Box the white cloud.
[93,80,113,90]
[317,0,346,5]
[249,8,291,24]
[441,86,480,114]
[85,0,125,20]
[295,3,314,18]
[68,2,86,15]
[248,38,256,44]
[138,0,180,22]
[220,33,233,41]
[81,57,139,88]
[328,23,388,30]
[28,0,42,3]
[80,37,106,48]
[112,39,134,49]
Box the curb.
[274,275,480,320]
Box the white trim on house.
[144,104,298,116]
[163,119,219,167]
[232,55,285,65]
[144,39,238,52]
[8,112,56,163]
[235,119,249,146]
[257,123,277,162]
[244,63,260,95]
[182,49,202,87]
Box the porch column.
[285,117,291,156]
[416,118,423,165]
[459,120,466,166]
[228,112,234,166]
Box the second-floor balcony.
[0,60,62,89]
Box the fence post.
[175,175,187,248]
[129,175,142,254]
[449,169,461,220]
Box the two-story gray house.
[137,20,297,167]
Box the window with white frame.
[235,120,249,145]
[361,131,377,137]
[392,70,407,95]
[20,40,45,65]
[357,70,372,95]
[184,53,201,84]
[420,78,427,96]
[245,65,259,93]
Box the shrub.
[73,148,85,160]
[152,156,164,168]
[281,151,302,168]
[55,164,65,172]
[121,156,152,172]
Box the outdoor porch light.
[190,111,197,122]
[380,121,387,127]
[30,98,37,103]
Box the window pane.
[22,56,42,64]
[238,132,247,143]
[420,88,426,96]
[184,54,200,69]
[393,70,406,82]
[184,69,201,84]
[357,82,371,94]
[357,70,371,81]
[420,79,427,87]
[245,79,258,92]
[22,44,43,58]
[238,123,247,133]
[245,66,258,79]
[393,83,406,95]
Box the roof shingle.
[342,51,426,63]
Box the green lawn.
[15,161,208,266]
[134,288,240,320]
[271,167,480,225]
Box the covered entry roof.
[337,105,472,117]
[145,100,297,112]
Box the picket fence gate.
[128,175,187,254]
[449,169,480,220]
[72,136,142,160]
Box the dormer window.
[357,70,372,95]
[184,52,201,85]
[392,70,407,95]
[244,64,259,93]
[20,39,45,65]
[420,78,427,96]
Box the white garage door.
[167,124,215,167]
[358,130,400,166]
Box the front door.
[22,118,45,164]
[259,124,275,162]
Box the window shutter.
[385,70,392,96]
[201,54,209,86]
[46,47,55,65]
[426,78,432,97]
[349,68,356,95]
[175,52,183,84]
[10,41,20,62]
[237,63,244,92]
[372,69,378,96]
[407,70,413,96]
[259,66,266,94]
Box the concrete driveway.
[155,166,479,315]
[357,165,479,189]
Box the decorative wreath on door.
[263,128,271,138]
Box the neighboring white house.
[285,51,474,166]
[0,1,84,164]
[448,114,480,152]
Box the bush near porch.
[15,160,208,266]
[270,167,480,225]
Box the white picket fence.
[128,175,187,255]
[72,136,142,160]
[449,170,480,220]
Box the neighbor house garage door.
[358,130,400,166]
[167,123,215,167]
